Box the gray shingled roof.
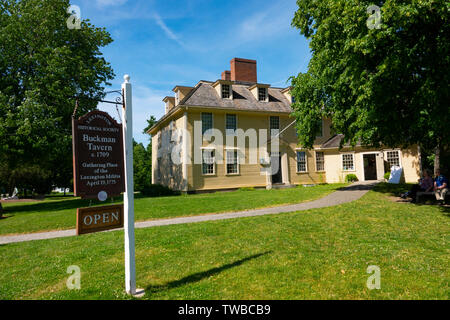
[181,82,293,113]
[321,134,362,149]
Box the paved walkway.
[0,182,376,245]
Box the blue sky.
[75,0,311,146]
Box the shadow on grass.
[2,196,124,215]
[145,251,271,294]
[336,182,379,192]
[371,182,413,196]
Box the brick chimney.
[230,58,257,83]
[221,70,231,80]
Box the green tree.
[290,0,449,174]
[133,140,151,192]
[0,0,114,194]
[143,115,157,135]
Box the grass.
[0,183,448,300]
[0,184,344,236]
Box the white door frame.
[360,151,382,181]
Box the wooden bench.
[416,192,435,203]
[416,191,449,203]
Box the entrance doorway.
[271,154,282,184]
[363,154,378,181]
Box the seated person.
[434,169,448,203]
[402,169,434,202]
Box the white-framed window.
[202,149,215,175]
[270,116,280,136]
[175,91,179,105]
[226,114,237,135]
[226,149,239,175]
[221,84,231,99]
[296,151,307,173]
[342,153,355,171]
[258,87,268,101]
[201,112,213,135]
[386,150,400,167]
[315,152,325,171]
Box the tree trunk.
[0,202,3,217]
[434,140,441,176]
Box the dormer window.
[175,91,179,105]
[258,87,268,101]
[222,84,231,99]
[213,80,233,99]
[249,83,270,102]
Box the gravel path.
[0,182,376,245]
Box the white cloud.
[97,84,165,146]
[96,0,128,7]
[131,85,166,144]
[154,13,184,47]
[237,2,293,44]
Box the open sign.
[76,204,124,235]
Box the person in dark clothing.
[402,169,434,202]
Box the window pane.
[258,88,267,101]
[270,116,280,136]
[226,114,237,134]
[386,151,400,167]
[222,84,231,99]
[342,154,354,171]
[226,150,238,174]
[316,152,325,171]
[297,151,307,172]
[202,150,215,175]
[202,113,213,135]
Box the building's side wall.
[153,114,185,191]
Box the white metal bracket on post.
[121,75,144,298]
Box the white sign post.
[121,75,144,297]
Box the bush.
[140,184,180,197]
[384,172,391,180]
[345,174,358,183]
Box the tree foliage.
[133,140,151,192]
[290,0,449,170]
[143,115,157,135]
[0,0,114,193]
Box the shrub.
[384,172,391,180]
[140,184,180,197]
[345,174,358,183]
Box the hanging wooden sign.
[76,204,124,235]
[72,110,125,199]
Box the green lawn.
[0,184,344,236]
[0,184,448,300]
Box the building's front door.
[271,155,282,184]
[363,154,378,181]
